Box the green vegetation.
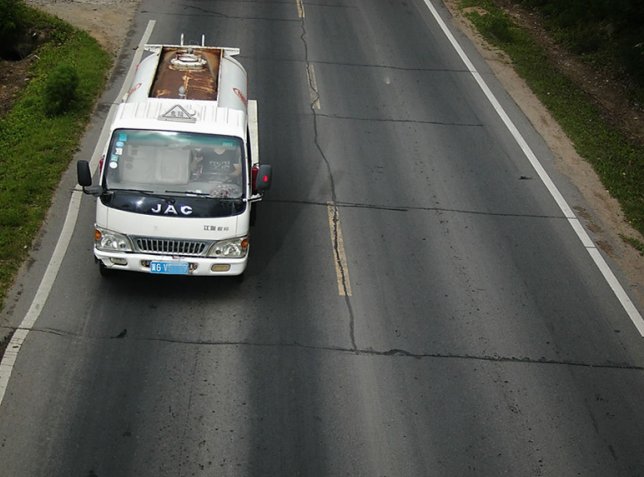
[0,4,111,308]
[0,0,27,58]
[44,64,80,116]
[620,234,644,256]
[518,0,644,102]
[459,0,644,244]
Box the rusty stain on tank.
[151,47,220,101]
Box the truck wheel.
[98,261,112,277]
[250,205,257,226]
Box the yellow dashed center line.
[327,203,352,296]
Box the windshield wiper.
[212,196,245,202]
[164,190,245,201]
[109,188,155,195]
[165,190,210,197]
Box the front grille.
[133,237,210,256]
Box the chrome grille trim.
[132,236,211,256]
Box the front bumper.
[95,249,248,276]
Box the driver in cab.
[191,144,242,181]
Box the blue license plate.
[150,261,189,275]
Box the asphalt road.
[1,0,643,475]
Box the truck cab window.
[104,129,244,198]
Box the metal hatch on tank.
[125,34,249,112]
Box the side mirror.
[254,164,272,192]
[77,160,92,187]
[77,160,104,196]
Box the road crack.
[133,337,644,372]
[266,198,568,220]
[298,5,357,350]
[5,326,643,371]
[317,112,483,127]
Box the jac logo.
[150,203,193,216]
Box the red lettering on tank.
[128,82,142,96]
[233,87,248,106]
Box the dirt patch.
[493,0,643,146]
[0,56,36,117]
[443,0,643,307]
[0,1,138,117]
[26,0,139,56]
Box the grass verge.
[0,8,111,310]
[458,0,644,244]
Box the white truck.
[77,37,271,277]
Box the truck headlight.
[94,227,133,252]
[208,237,249,258]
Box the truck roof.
[117,40,249,139]
[114,100,246,138]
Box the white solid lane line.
[0,190,82,406]
[421,0,644,335]
[0,21,157,409]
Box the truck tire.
[98,261,112,277]
[250,204,258,226]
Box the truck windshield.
[104,129,244,199]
